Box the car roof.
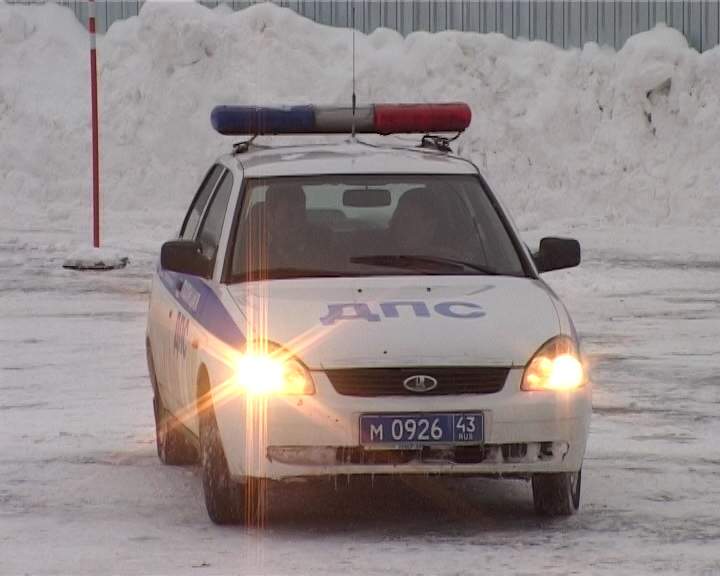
[225,140,478,178]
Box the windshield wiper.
[234,267,350,281]
[350,254,501,275]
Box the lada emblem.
[402,375,438,393]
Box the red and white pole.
[89,0,100,248]
[62,5,126,270]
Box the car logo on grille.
[403,375,438,393]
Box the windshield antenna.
[351,5,356,139]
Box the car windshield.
[229,174,526,282]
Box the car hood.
[226,275,561,369]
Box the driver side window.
[180,164,224,240]
[196,171,234,269]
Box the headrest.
[393,187,440,219]
[266,182,306,209]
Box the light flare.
[232,349,314,396]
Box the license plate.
[359,413,483,447]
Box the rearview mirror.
[343,188,391,207]
[533,237,581,273]
[161,239,212,278]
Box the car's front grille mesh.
[325,367,509,396]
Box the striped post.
[89,0,100,248]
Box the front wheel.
[200,399,259,525]
[532,470,581,517]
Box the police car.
[145,103,591,524]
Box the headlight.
[233,345,314,396]
[521,336,585,391]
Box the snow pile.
[62,245,129,269]
[1,0,719,252]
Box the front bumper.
[213,368,591,480]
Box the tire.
[147,345,198,465]
[532,470,582,517]
[199,396,248,525]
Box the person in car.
[389,186,478,262]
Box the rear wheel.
[147,345,198,465]
[532,470,581,517]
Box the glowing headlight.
[522,336,586,391]
[233,348,314,396]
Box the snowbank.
[1,1,719,252]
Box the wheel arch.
[196,363,211,415]
[146,337,159,397]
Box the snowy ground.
[2,1,720,574]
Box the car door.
[177,169,235,413]
[150,164,224,415]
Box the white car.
[145,103,591,524]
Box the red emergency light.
[373,103,472,135]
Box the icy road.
[1,226,718,576]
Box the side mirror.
[533,237,581,273]
[161,239,212,278]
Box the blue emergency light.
[210,103,471,136]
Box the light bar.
[210,103,471,136]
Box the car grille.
[325,367,509,396]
